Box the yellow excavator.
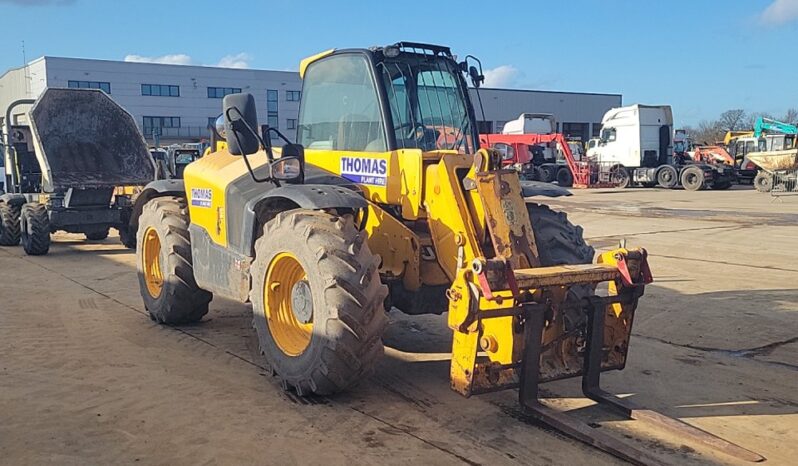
[129,42,763,464]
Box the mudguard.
[0,193,27,207]
[128,179,186,237]
[232,183,367,256]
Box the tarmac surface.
[1,185,796,465]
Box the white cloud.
[216,53,251,69]
[482,65,521,88]
[760,0,798,25]
[124,54,194,66]
[123,52,252,69]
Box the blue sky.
[0,0,796,126]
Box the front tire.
[20,203,50,256]
[527,203,595,266]
[136,196,212,324]
[527,203,595,329]
[251,210,388,396]
[611,166,630,188]
[0,202,21,246]
[754,172,773,193]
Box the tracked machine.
[132,43,763,464]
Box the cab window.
[380,56,475,153]
[297,54,387,152]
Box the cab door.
[297,53,400,204]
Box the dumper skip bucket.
[28,88,154,191]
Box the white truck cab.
[502,113,556,135]
[586,104,673,169]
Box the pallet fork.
[445,168,765,465]
[518,294,765,465]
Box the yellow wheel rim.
[141,227,163,298]
[264,252,313,356]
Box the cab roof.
[298,42,456,79]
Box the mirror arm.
[241,151,277,186]
[226,106,272,162]
[225,106,276,184]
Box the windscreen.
[378,54,475,153]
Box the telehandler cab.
[133,43,762,464]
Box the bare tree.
[692,120,725,145]
[718,109,747,131]
[782,108,798,126]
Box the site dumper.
[748,149,798,192]
[131,43,764,464]
[0,88,154,254]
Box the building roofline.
[0,56,46,82]
[473,86,622,99]
[37,55,298,75]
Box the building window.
[267,89,279,128]
[207,87,242,98]
[476,121,493,134]
[286,90,301,102]
[142,84,179,97]
[286,118,297,130]
[143,116,181,135]
[592,123,602,138]
[495,121,507,132]
[68,80,111,93]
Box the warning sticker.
[340,157,388,186]
[190,188,212,208]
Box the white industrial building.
[0,56,621,145]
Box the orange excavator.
[692,145,735,166]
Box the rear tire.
[20,203,50,256]
[136,196,212,324]
[0,202,21,246]
[538,164,557,183]
[680,166,705,191]
[119,225,136,249]
[85,227,110,241]
[251,210,388,396]
[556,167,573,187]
[754,172,773,193]
[656,165,678,188]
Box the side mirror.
[270,156,302,182]
[469,65,484,88]
[223,93,260,156]
[278,143,305,183]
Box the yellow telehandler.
[131,42,762,464]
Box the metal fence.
[771,169,798,197]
